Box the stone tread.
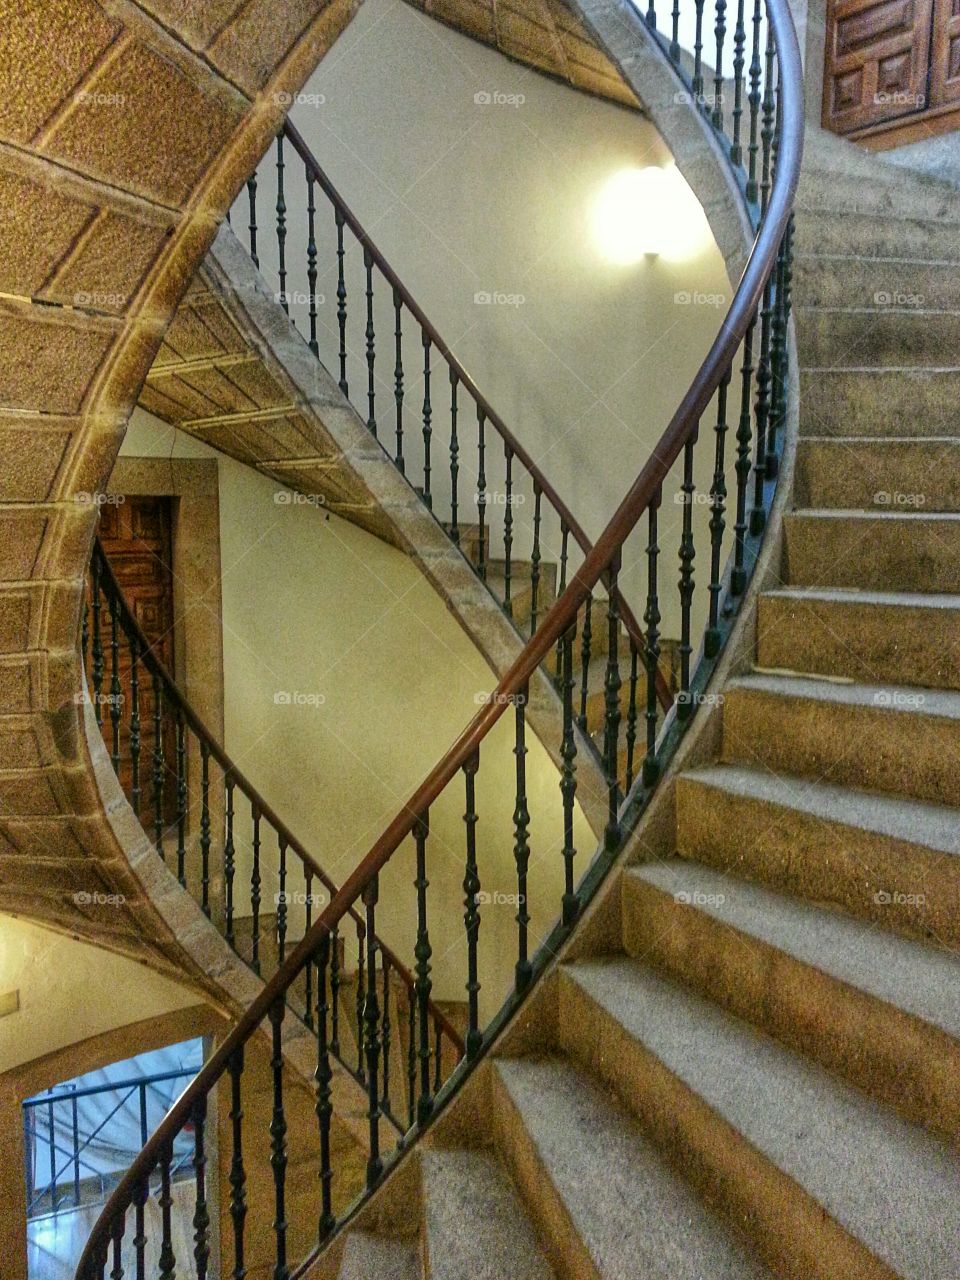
[761,585,960,610]
[788,507,960,522]
[420,1148,554,1280]
[494,1056,773,1280]
[626,855,960,1037]
[563,958,960,1280]
[727,671,960,720]
[337,1231,422,1280]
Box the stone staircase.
[298,128,960,1280]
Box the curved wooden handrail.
[89,539,464,1056]
[283,119,673,712]
[78,0,802,1268]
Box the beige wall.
[118,412,592,1017]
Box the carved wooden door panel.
[930,0,960,107]
[822,0,935,134]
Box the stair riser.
[794,257,960,310]
[797,310,960,369]
[796,175,960,225]
[489,1066,602,1280]
[795,209,960,262]
[757,594,960,690]
[721,684,960,807]
[783,514,960,592]
[799,371,960,438]
[620,873,960,1139]
[795,440,960,512]
[555,973,891,1280]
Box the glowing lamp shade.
[591,164,707,264]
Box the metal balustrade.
[76,0,802,1272]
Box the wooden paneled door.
[88,496,179,829]
[823,0,960,142]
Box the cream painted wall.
[119,412,592,1018]
[240,0,740,640]
[0,916,195,1075]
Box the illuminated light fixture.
[591,164,710,264]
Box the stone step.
[720,673,960,807]
[794,254,960,311]
[674,762,960,944]
[420,1148,553,1280]
[558,957,960,1280]
[783,509,960,592]
[798,368,960,438]
[794,206,960,262]
[757,587,960,689]
[795,438,960,512]
[491,1057,771,1280]
[620,859,960,1136]
[796,307,960,369]
[796,152,960,223]
[337,1232,421,1280]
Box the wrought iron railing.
[229,113,674,763]
[77,0,802,1271]
[82,541,464,1140]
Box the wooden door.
[930,0,960,107]
[822,0,934,134]
[89,497,178,827]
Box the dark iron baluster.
[646,0,657,26]
[713,0,728,127]
[731,320,756,594]
[462,750,482,1058]
[315,935,335,1239]
[433,1017,443,1094]
[625,641,640,792]
[603,564,623,848]
[513,688,532,991]
[760,22,777,216]
[362,877,382,1188]
[693,0,706,100]
[82,597,89,671]
[705,369,732,657]
[306,173,319,356]
[554,523,570,680]
[577,592,593,733]
[670,0,681,61]
[642,497,662,786]
[731,0,747,165]
[128,634,141,816]
[335,210,348,397]
[330,924,341,1057]
[199,742,211,917]
[133,1179,148,1280]
[247,174,259,268]
[251,804,262,975]
[503,445,514,617]
[364,249,377,437]
[768,216,794,468]
[175,711,187,888]
[750,278,775,535]
[110,1221,124,1280]
[394,290,405,473]
[304,870,315,1030]
[746,0,763,203]
[277,835,288,966]
[108,593,121,773]
[421,333,433,510]
[476,408,487,581]
[380,954,391,1117]
[224,774,236,949]
[449,371,460,545]
[91,556,104,725]
[269,1001,289,1280]
[559,623,579,925]
[72,1093,80,1206]
[192,1096,210,1280]
[529,482,542,635]
[413,813,433,1124]
[276,133,288,314]
[355,922,365,1081]
[158,1144,176,1280]
[406,985,416,1129]
[677,435,698,721]
[228,1048,247,1280]
[151,673,164,855]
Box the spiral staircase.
[3,0,960,1277]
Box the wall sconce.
[591,164,709,264]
